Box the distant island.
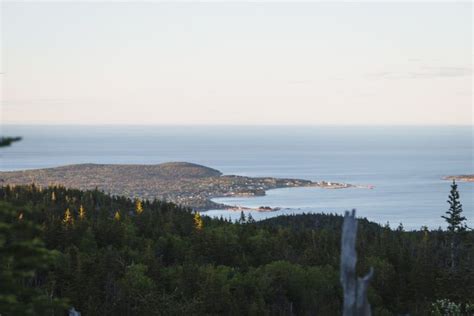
[0,162,359,210]
[443,174,474,182]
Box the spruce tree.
[441,180,467,270]
[0,202,67,314]
[247,213,255,223]
[135,199,144,215]
[442,180,466,234]
[194,212,203,230]
[239,211,246,224]
[78,205,86,220]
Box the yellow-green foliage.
[194,212,203,230]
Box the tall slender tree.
[135,199,144,215]
[239,211,246,224]
[63,208,74,225]
[78,205,86,220]
[194,212,203,230]
[442,180,467,269]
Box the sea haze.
[1,125,472,229]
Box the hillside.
[1,184,472,315]
[6,162,222,180]
[0,162,351,210]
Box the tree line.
[0,182,472,315]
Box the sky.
[1,1,472,125]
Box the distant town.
[0,162,357,210]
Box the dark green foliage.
[0,201,67,315]
[439,180,472,301]
[0,184,472,315]
[442,180,467,233]
[0,137,22,147]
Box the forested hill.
[0,162,350,210]
[1,162,223,180]
[1,184,473,315]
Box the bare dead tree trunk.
[340,210,373,316]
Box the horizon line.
[1,123,473,128]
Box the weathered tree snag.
[356,267,373,315]
[340,209,373,316]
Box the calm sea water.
[1,125,472,229]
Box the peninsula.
[0,162,354,210]
[443,175,474,183]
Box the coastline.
[443,175,474,183]
[0,162,366,211]
[209,183,375,212]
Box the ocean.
[1,125,472,229]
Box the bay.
[1,125,472,229]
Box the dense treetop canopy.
[0,184,472,315]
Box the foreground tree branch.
[0,136,22,147]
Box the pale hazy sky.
[1,1,472,125]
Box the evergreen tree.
[442,180,467,270]
[239,211,246,224]
[0,202,67,314]
[63,208,74,225]
[442,180,467,233]
[194,212,203,230]
[135,199,144,215]
[79,205,86,220]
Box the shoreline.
[443,175,474,183]
[0,162,371,211]
[209,183,375,212]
